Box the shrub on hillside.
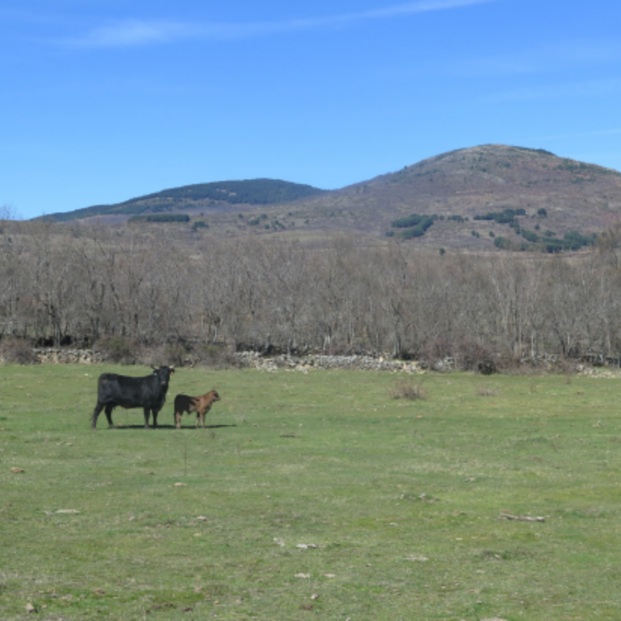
[0,338,39,365]
[94,336,138,364]
[192,220,209,231]
[418,337,454,370]
[138,342,240,368]
[129,214,190,224]
[193,343,240,368]
[455,338,497,372]
[419,337,498,373]
[135,344,187,368]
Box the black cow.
[91,366,174,429]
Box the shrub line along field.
[1,365,621,620]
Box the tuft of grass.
[476,384,500,397]
[389,378,428,400]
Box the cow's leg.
[175,411,182,429]
[92,402,104,429]
[152,409,159,429]
[143,408,151,429]
[104,405,115,428]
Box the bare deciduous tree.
[2,218,621,366]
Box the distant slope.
[37,145,621,251]
[276,144,621,250]
[41,179,326,222]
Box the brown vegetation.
[389,379,428,401]
[3,217,621,368]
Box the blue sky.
[2,0,621,219]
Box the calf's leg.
[197,408,207,428]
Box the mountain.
[40,145,621,251]
[292,144,621,250]
[41,179,326,222]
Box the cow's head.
[153,366,174,388]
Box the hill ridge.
[41,178,326,222]
[37,144,621,251]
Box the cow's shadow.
[108,423,237,430]
[181,424,237,430]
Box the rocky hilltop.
[289,144,621,249]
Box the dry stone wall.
[33,348,105,365]
[233,352,423,373]
[1,348,423,372]
[3,348,619,376]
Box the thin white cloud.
[358,0,493,17]
[63,0,494,48]
[71,20,196,47]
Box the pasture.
[1,365,621,620]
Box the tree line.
[2,219,621,368]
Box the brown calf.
[174,390,221,429]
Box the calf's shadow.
[107,423,237,430]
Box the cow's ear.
[170,366,175,374]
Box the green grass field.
[1,365,621,620]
